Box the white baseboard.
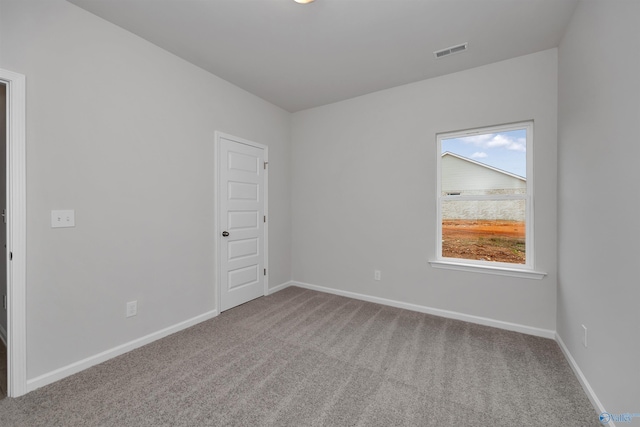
[292,281,556,339]
[556,333,611,425]
[26,309,219,393]
[268,280,293,295]
[0,323,6,347]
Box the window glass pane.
[440,126,528,265]
[441,128,527,195]
[442,199,526,264]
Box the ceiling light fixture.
[294,0,315,3]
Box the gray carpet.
[0,286,598,426]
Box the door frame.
[0,68,27,397]
[214,132,268,313]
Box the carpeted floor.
[0,286,599,426]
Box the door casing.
[0,68,27,397]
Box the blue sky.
[441,129,527,178]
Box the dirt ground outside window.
[442,220,526,264]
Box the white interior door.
[218,134,266,312]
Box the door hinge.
[264,161,268,170]
[263,215,266,223]
[264,268,267,276]
[9,252,12,261]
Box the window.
[432,121,541,277]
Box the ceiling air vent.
[434,43,468,59]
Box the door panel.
[228,210,258,231]
[219,136,265,311]
[228,182,258,200]
[228,238,259,261]
[228,265,260,290]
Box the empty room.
[0,0,638,426]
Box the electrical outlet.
[374,270,381,281]
[126,301,137,318]
[51,210,75,228]
[582,324,587,348]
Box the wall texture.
[557,0,640,414]
[292,49,558,332]
[0,0,291,380]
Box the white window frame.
[429,121,545,279]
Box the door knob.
[222,231,229,237]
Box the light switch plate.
[126,301,137,318]
[51,210,75,228]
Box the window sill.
[429,260,546,280]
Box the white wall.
[292,49,558,332]
[557,0,640,414]
[0,0,291,380]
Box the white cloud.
[459,133,526,152]
[460,134,493,145]
[471,152,488,158]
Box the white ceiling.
[67,0,579,112]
